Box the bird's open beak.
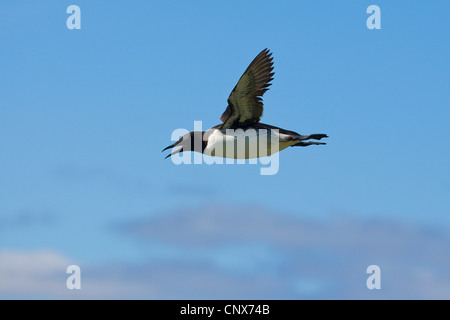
[163,145,183,159]
[162,144,174,152]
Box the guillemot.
[163,48,328,159]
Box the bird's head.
[162,131,205,159]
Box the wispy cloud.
[51,164,152,193]
[0,211,57,231]
[2,205,450,299]
[116,205,450,299]
[0,250,156,299]
[51,164,219,198]
[165,184,218,198]
[0,250,71,298]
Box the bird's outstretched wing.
[220,48,274,129]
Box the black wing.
[220,49,274,129]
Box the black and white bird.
[163,49,328,159]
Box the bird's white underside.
[204,129,296,159]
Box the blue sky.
[1,1,450,299]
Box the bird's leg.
[299,133,328,141]
[294,141,326,147]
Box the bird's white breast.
[204,129,293,159]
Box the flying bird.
[163,49,328,159]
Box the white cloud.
[0,249,156,299]
[0,250,70,297]
[2,205,450,299]
[117,205,450,299]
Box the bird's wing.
[220,48,274,129]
